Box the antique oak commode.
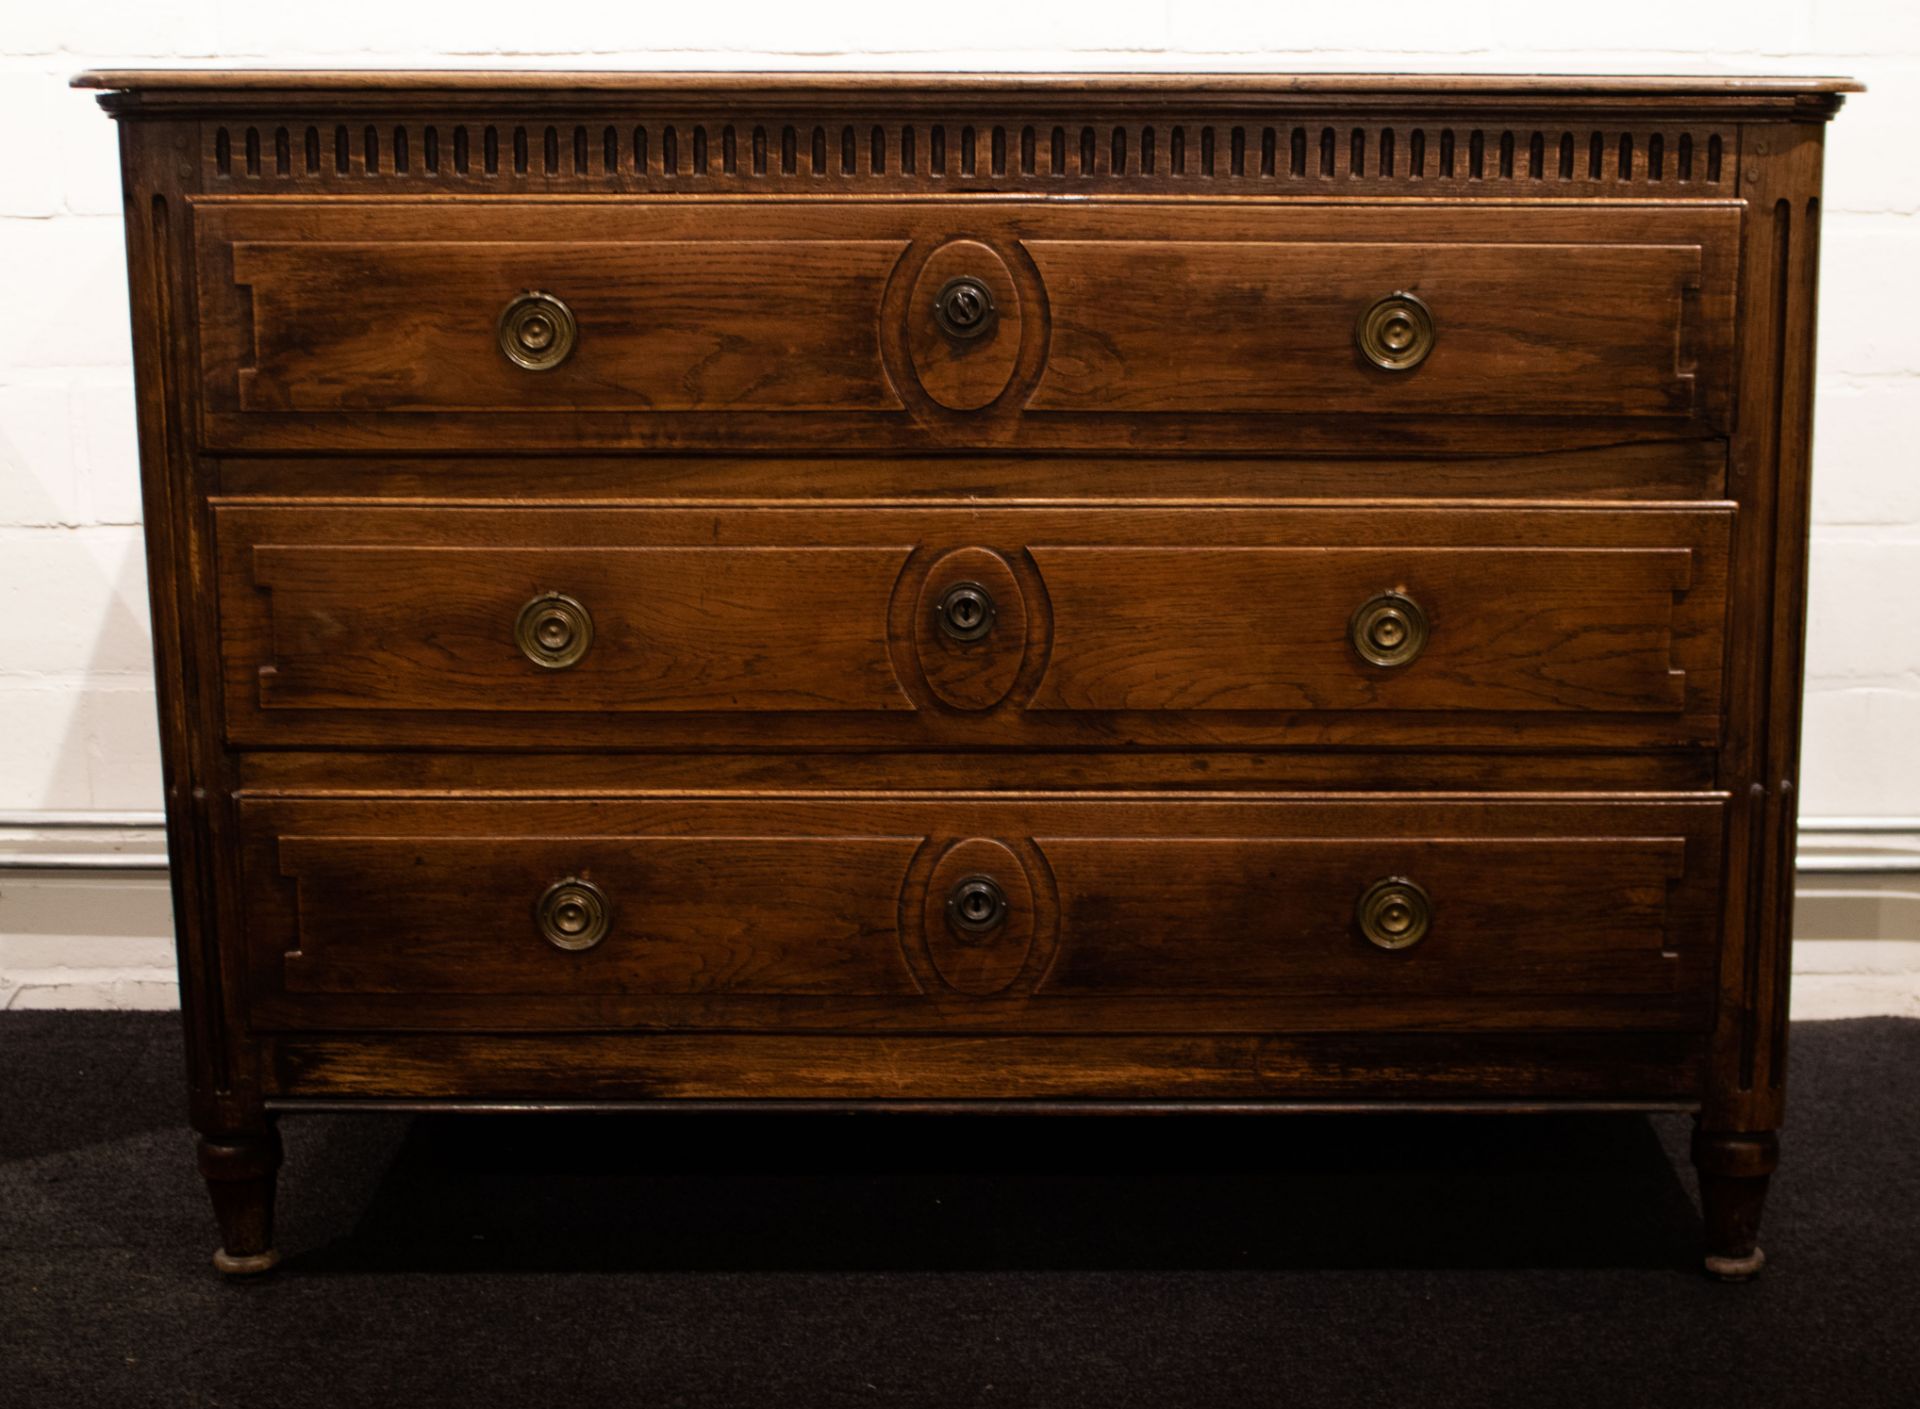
[80,71,1854,1277]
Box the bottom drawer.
[239,795,1724,1036]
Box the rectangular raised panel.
[275,834,925,996]
[224,239,908,414]
[1028,546,1694,713]
[245,544,916,713]
[1036,837,1687,994]
[238,796,1724,1037]
[1027,240,1708,418]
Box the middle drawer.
[216,503,1730,751]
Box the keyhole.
[946,875,1007,936]
[935,277,996,340]
[936,582,996,642]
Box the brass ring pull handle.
[537,877,611,952]
[1356,876,1432,951]
[1356,292,1435,372]
[1349,591,1428,669]
[515,592,593,670]
[933,276,997,341]
[498,290,577,370]
[945,875,1009,939]
[935,581,997,642]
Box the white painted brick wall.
[2,4,1916,1008]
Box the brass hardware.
[933,275,997,340]
[537,877,610,952]
[1349,591,1428,668]
[497,290,577,370]
[945,875,1008,938]
[934,581,997,642]
[1356,292,1435,372]
[514,592,593,670]
[1356,877,1432,951]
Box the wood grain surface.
[192,199,1738,452]
[238,795,1723,1036]
[88,72,1850,1275]
[216,503,1729,749]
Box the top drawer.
[191,198,1740,455]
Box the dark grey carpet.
[3,1014,1916,1407]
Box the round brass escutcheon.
[537,877,611,952]
[498,290,578,371]
[935,581,997,642]
[515,592,593,670]
[1356,292,1435,372]
[945,874,1009,939]
[1356,876,1432,951]
[933,275,997,341]
[1349,591,1429,669]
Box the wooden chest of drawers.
[82,69,1854,1278]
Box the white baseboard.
[3,813,1916,1017]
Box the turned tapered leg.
[198,1124,283,1276]
[1692,1128,1778,1280]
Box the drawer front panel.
[246,544,917,713]
[1027,544,1694,714]
[1025,238,1710,417]
[193,198,1738,453]
[239,796,1724,1034]
[227,238,909,414]
[217,504,1730,749]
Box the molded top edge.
[73,69,1863,97]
